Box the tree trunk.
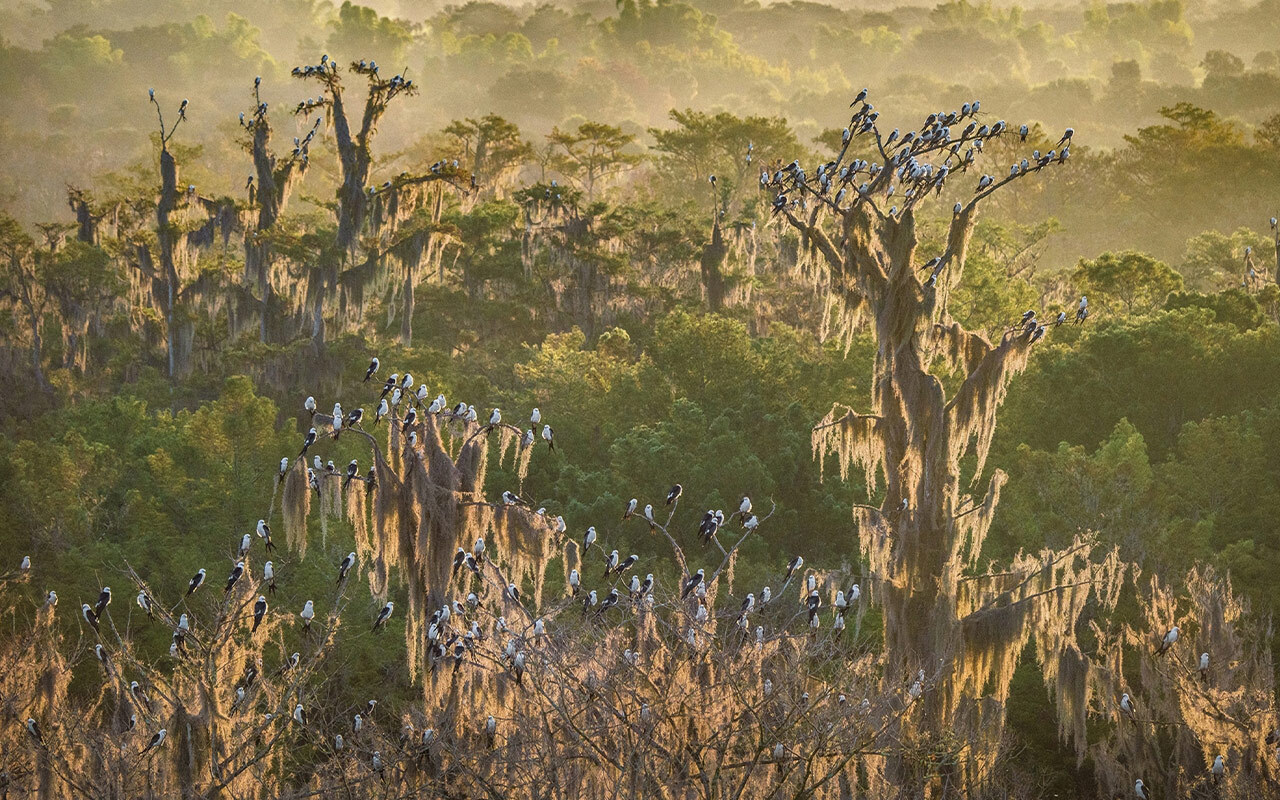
[700,220,728,312]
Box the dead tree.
[291,57,417,347]
[150,93,187,378]
[239,78,318,343]
[777,95,1116,792]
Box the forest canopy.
[1,0,1279,798]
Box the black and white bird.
[253,595,267,632]
[1134,779,1148,799]
[1155,626,1179,656]
[293,704,307,726]
[343,460,358,489]
[599,589,620,613]
[1075,295,1088,324]
[337,552,356,583]
[225,561,244,593]
[681,569,705,599]
[737,496,752,518]
[278,457,290,480]
[372,601,394,632]
[300,600,315,630]
[304,396,317,417]
[238,533,252,558]
[541,424,555,451]
[1056,127,1074,147]
[187,569,206,596]
[264,560,275,594]
[617,554,638,574]
[568,569,581,596]
[141,728,167,754]
[1120,692,1136,720]
[487,408,501,430]
[130,680,151,711]
[1199,652,1210,682]
[1212,755,1225,783]
[1019,124,1029,141]
[26,717,43,745]
[622,498,638,520]
[807,590,821,622]
[583,526,597,550]
[257,519,275,551]
[46,590,57,607]
[95,586,112,617]
[603,550,619,577]
[364,357,379,382]
[636,573,654,599]
[331,403,344,439]
[82,602,99,629]
[530,407,541,425]
[784,555,803,583]
[401,407,416,431]
[135,591,152,617]
[299,427,317,456]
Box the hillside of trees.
[2,0,1280,797]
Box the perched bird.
[1155,626,1179,656]
[1199,652,1210,682]
[568,568,581,596]
[603,550,619,577]
[95,586,112,617]
[373,601,394,632]
[264,561,275,594]
[784,555,803,583]
[541,424,555,451]
[364,357,380,382]
[530,408,541,425]
[300,600,315,630]
[26,717,43,745]
[343,460,358,489]
[487,408,501,430]
[682,569,705,599]
[20,555,30,571]
[225,561,244,593]
[293,704,307,726]
[1120,692,1136,721]
[337,552,356,583]
[738,496,752,518]
[46,590,58,607]
[304,396,316,417]
[141,728,167,754]
[238,533,251,558]
[136,591,153,617]
[256,519,275,552]
[583,526,597,550]
[1134,779,1148,799]
[1075,295,1089,324]
[299,427,317,456]
[622,498,638,521]
[187,569,206,596]
[252,596,267,632]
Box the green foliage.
[1071,249,1183,314]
